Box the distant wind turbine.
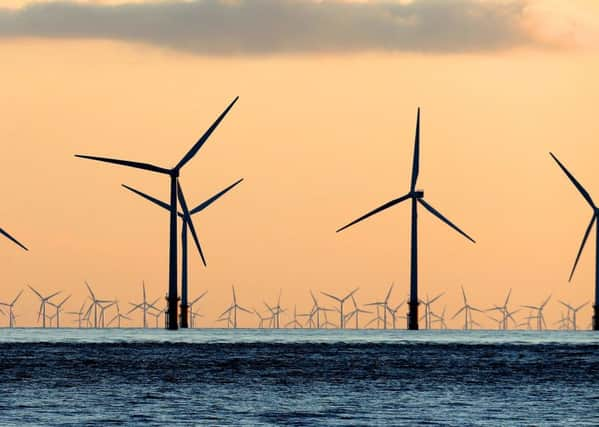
[83,281,113,328]
[48,295,71,328]
[420,292,444,329]
[28,286,60,328]
[75,97,239,329]
[122,178,242,328]
[452,286,481,330]
[365,283,394,330]
[337,109,475,330]
[0,290,23,328]
[522,295,551,331]
[189,291,208,328]
[550,152,599,330]
[220,285,251,329]
[559,300,588,331]
[345,294,371,329]
[66,301,87,328]
[321,288,359,329]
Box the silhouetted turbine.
[521,295,551,331]
[337,109,475,330]
[0,290,23,328]
[75,97,238,330]
[48,295,71,328]
[321,288,358,329]
[559,300,588,331]
[550,152,599,330]
[365,283,394,330]
[122,178,242,328]
[452,286,481,330]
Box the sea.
[0,329,597,426]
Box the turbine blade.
[550,152,595,208]
[576,302,589,311]
[336,194,411,233]
[190,178,244,215]
[177,182,207,266]
[504,288,512,307]
[451,306,465,319]
[190,291,208,305]
[28,285,43,300]
[238,305,252,314]
[11,290,23,306]
[0,228,28,251]
[384,283,394,303]
[75,155,170,175]
[321,292,341,303]
[175,97,239,171]
[84,281,96,300]
[569,214,596,281]
[122,185,171,212]
[429,292,445,305]
[410,108,420,192]
[418,199,476,243]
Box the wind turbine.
[550,152,599,330]
[336,109,475,330]
[188,291,207,328]
[522,295,551,331]
[108,302,131,328]
[452,286,481,330]
[265,290,284,328]
[127,282,159,328]
[76,97,239,330]
[66,301,87,328]
[308,290,330,328]
[365,283,394,330]
[28,286,60,328]
[0,290,23,328]
[486,289,517,330]
[345,294,371,329]
[559,300,588,331]
[83,281,113,328]
[388,301,406,329]
[419,292,444,329]
[431,305,448,329]
[321,288,359,329]
[365,305,385,329]
[0,227,28,251]
[122,178,242,328]
[253,308,272,329]
[285,305,305,329]
[48,295,71,328]
[220,285,251,329]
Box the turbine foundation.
[593,305,599,331]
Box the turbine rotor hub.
[412,190,424,199]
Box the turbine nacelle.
[411,190,424,199]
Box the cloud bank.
[0,0,540,54]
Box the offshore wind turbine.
[66,301,87,328]
[486,289,516,330]
[522,295,551,331]
[48,295,71,328]
[345,294,371,329]
[220,285,251,329]
[365,284,394,330]
[559,300,588,331]
[321,288,358,329]
[336,109,475,330]
[84,281,113,328]
[122,178,242,328]
[75,97,239,330]
[419,292,444,329]
[28,286,60,328]
[188,291,207,328]
[0,227,28,251]
[0,290,23,328]
[550,152,599,330]
[452,286,481,330]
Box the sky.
[1,0,599,328]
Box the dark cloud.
[0,0,535,54]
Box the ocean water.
[0,329,598,426]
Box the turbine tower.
[75,97,238,329]
[337,109,475,330]
[0,227,28,251]
[550,152,599,330]
[122,178,242,328]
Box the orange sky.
[1,0,599,328]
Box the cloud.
[0,0,544,54]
